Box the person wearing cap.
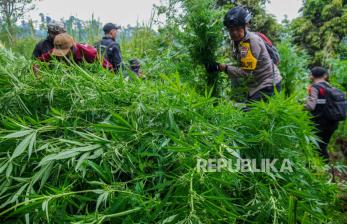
[305,67,340,161]
[38,33,97,64]
[205,6,282,102]
[32,21,66,58]
[129,58,145,78]
[94,23,123,73]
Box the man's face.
[228,26,245,41]
[110,29,118,39]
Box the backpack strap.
[257,32,276,86]
[257,32,273,46]
[311,83,331,106]
[312,82,330,96]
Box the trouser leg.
[247,82,282,102]
[316,121,339,161]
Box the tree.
[290,0,347,65]
[0,0,36,44]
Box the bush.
[11,37,38,59]
[0,48,343,223]
[329,58,347,91]
[277,40,309,97]
[180,0,224,96]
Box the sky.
[29,0,303,26]
[265,0,303,22]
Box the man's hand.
[218,64,227,73]
[204,62,230,73]
[204,62,219,73]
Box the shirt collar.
[103,36,115,41]
[241,30,251,41]
[234,30,250,45]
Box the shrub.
[0,48,343,223]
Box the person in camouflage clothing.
[32,21,66,58]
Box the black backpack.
[313,83,347,121]
[257,32,280,65]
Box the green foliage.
[0,48,343,223]
[327,58,347,149]
[183,0,223,65]
[328,58,347,91]
[119,25,196,87]
[10,37,38,59]
[277,40,310,97]
[152,0,221,94]
[120,27,158,60]
[181,0,224,96]
[290,0,347,65]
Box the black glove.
[204,62,219,73]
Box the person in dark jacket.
[305,67,339,161]
[32,21,66,58]
[95,23,123,73]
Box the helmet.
[223,6,252,28]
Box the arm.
[224,65,249,78]
[37,50,53,62]
[32,42,43,59]
[221,36,262,78]
[304,86,319,111]
[79,44,98,63]
[110,43,123,72]
[33,46,52,78]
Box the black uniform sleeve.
[107,43,123,73]
[32,41,43,59]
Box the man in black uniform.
[32,21,66,58]
[95,23,123,73]
[305,67,343,161]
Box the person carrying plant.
[94,23,124,73]
[205,6,282,102]
[305,67,347,161]
[37,33,98,64]
[32,21,66,59]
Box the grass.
[0,47,343,223]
